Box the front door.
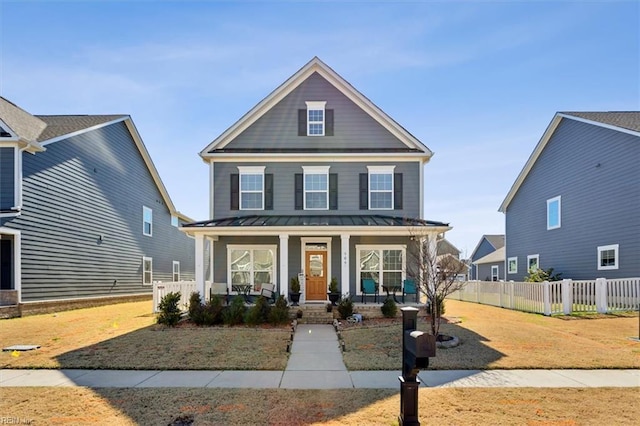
[305,250,327,301]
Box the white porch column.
[340,234,350,297]
[279,234,289,297]
[195,234,205,297]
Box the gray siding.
[476,262,504,282]
[227,72,410,151]
[2,122,196,302]
[213,161,421,218]
[505,118,640,280]
[470,239,497,279]
[0,147,15,210]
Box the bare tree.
[406,231,467,337]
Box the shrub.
[201,295,224,326]
[381,298,397,318]
[269,295,290,325]
[337,295,354,319]
[188,292,205,325]
[525,267,563,282]
[157,291,182,326]
[222,295,246,326]
[245,295,271,325]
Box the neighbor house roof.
[499,111,640,212]
[473,246,505,265]
[200,57,433,158]
[36,115,126,143]
[470,234,504,260]
[0,97,47,142]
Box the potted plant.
[289,276,301,306]
[328,277,340,306]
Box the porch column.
[195,234,205,297]
[341,234,350,297]
[279,234,289,297]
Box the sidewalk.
[1,325,638,389]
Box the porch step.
[291,304,336,324]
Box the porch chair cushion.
[210,282,229,305]
[361,278,378,304]
[403,279,417,303]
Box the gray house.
[499,112,640,280]
[469,234,504,280]
[183,57,451,303]
[0,97,196,312]
[473,246,505,282]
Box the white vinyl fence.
[448,277,639,316]
[152,281,211,313]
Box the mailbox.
[404,330,436,369]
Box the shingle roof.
[35,115,126,142]
[560,112,640,133]
[473,246,505,265]
[0,97,47,141]
[485,234,505,250]
[184,214,448,228]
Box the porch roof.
[183,214,448,229]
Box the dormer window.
[306,101,326,136]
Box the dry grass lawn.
[1,387,638,425]
[0,301,290,370]
[342,299,640,370]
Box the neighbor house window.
[228,245,276,292]
[238,166,265,210]
[508,257,518,274]
[527,254,539,272]
[143,206,153,236]
[357,245,405,294]
[368,165,394,210]
[547,196,561,230]
[303,166,329,210]
[306,101,326,136]
[597,244,619,270]
[491,265,499,281]
[171,215,179,227]
[172,261,180,281]
[142,256,153,285]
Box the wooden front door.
[305,250,327,301]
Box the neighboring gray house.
[469,235,504,280]
[499,112,640,281]
[473,246,505,282]
[0,97,197,311]
[437,237,469,280]
[183,57,451,303]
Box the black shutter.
[298,110,307,136]
[325,109,334,136]
[359,173,368,210]
[265,174,273,210]
[394,173,403,210]
[230,174,239,211]
[329,173,338,210]
[295,173,303,210]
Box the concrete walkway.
[1,324,638,389]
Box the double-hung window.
[368,166,394,210]
[142,256,153,285]
[143,206,153,236]
[547,196,561,230]
[303,166,329,210]
[238,166,265,210]
[597,244,619,270]
[527,254,539,272]
[228,245,276,292]
[507,257,517,274]
[306,101,326,136]
[357,245,405,294]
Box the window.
[368,166,395,210]
[491,265,499,281]
[228,245,276,292]
[597,244,619,270]
[171,215,179,227]
[527,254,539,272]
[143,206,153,236]
[306,101,326,136]
[172,261,180,281]
[142,257,153,285]
[238,166,265,210]
[547,196,561,230]
[357,245,406,294]
[508,257,518,274]
[303,166,329,210]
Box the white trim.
[340,234,350,297]
[367,165,395,210]
[546,196,561,230]
[302,166,330,210]
[355,244,406,296]
[204,153,429,162]
[279,235,289,297]
[142,206,153,237]
[305,101,326,136]
[238,166,265,211]
[507,257,518,274]
[209,161,215,219]
[527,254,540,272]
[0,227,21,303]
[172,260,180,281]
[597,244,619,270]
[491,265,499,281]
[142,256,153,286]
[237,166,266,174]
[227,244,278,293]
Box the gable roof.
[499,111,640,212]
[473,246,505,265]
[200,57,433,158]
[0,97,46,152]
[437,237,461,256]
[470,234,504,260]
[36,115,126,143]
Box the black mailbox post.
[399,307,436,426]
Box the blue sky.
[1,0,638,256]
